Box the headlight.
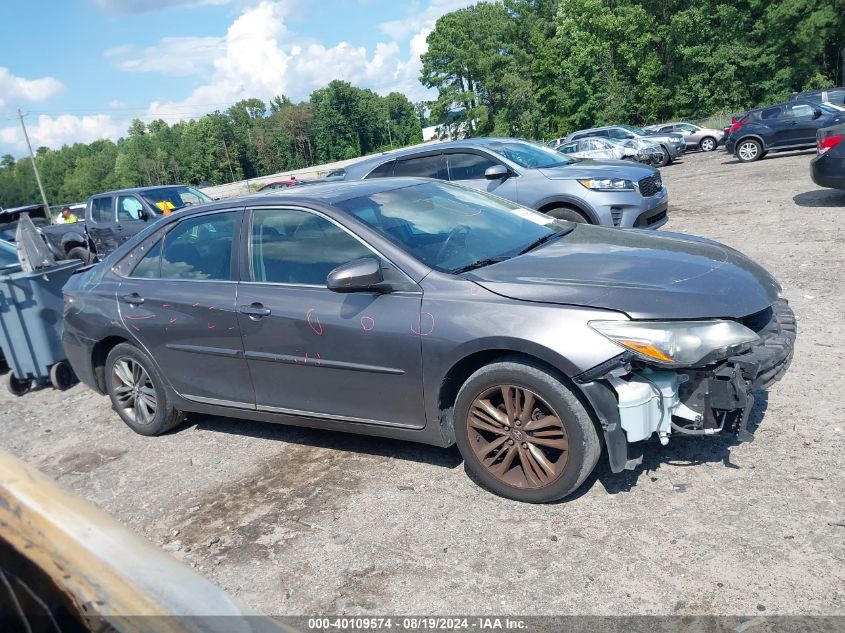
[588,320,759,366]
[577,178,635,191]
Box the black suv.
[725,100,845,162]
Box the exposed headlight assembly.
[589,320,759,366]
[578,178,635,191]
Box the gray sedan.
[63,179,795,503]
[341,138,668,229]
[645,122,724,151]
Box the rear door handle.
[238,303,271,319]
[121,292,145,305]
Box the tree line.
[421,0,844,139]
[2,0,843,209]
[0,82,423,209]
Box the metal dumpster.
[0,259,83,395]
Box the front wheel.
[105,343,182,436]
[699,136,717,152]
[546,206,589,224]
[453,358,601,503]
[7,373,32,397]
[50,360,76,391]
[657,147,672,167]
[736,139,763,162]
[67,246,95,264]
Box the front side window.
[677,123,697,132]
[785,103,815,118]
[131,212,235,280]
[335,181,560,273]
[446,153,497,180]
[607,128,633,140]
[90,197,113,224]
[118,196,145,222]
[393,155,446,179]
[250,208,373,285]
[559,143,579,154]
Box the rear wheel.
[50,360,76,391]
[7,374,32,397]
[453,358,601,503]
[699,136,717,152]
[105,343,182,436]
[546,206,589,224]
[736,139,762,162]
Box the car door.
[444,150,520,202]
[87,195,118,255]
[782,103,830,145]
[236,206,426,428]
[759,106,791,147]
[116,194,152,246]
[115,208,254,406]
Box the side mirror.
[813,109,823,119]
[138,208,150,221]
[484,164,509,180]
[327,257,385,293]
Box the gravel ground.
[2,148,844,616]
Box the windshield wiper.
[517,228,573,255]
[450,256,510,274]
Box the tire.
[67,246,94,264]
[0,353,8,375]
[546,206,590,224]
[736,138,763,162]
[105,343,182,436]
[50,360,76,391]
[657,146,672,167]
[453,357,601,503]
[699,136,717,152]
[7,373,32,397]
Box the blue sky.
[0,0,472,156]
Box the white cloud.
[93,0,230,14]
[0,114,121,152]
[0,68,64,109]
[105,36,226,76]
[143,0,473,121]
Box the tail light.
[729,117,747,133]
[818,134,844,155]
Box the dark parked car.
[41,185,212,262]
[810,123,845,190]
[790,87,845,111]
[63,179,795,503]
[725,101,845,162]
[342,138,669,229]
[0,204,50,243]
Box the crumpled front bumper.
[577,299,797,473]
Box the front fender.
[533,194,599,223]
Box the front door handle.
[120,292,145,305]
[238,303,271,319]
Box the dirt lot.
[2,148,844,616]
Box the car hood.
[469,225,780,319]
[538,160,657,181]
[642,133,683,144]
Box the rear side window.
[446,153,497,180]
[393,155,446,179]
[365,160,396,179]
[90,197,113,224]
[760,107,781,120]
[131,213,236,281]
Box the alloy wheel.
[466,385,569,489]
[738,141,759,161]
[700,138,716,151]
[111,357,157,425]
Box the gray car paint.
[63,178,782,452]
[341,138,668,229]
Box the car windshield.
[816,102,839,114]
[140,186,212,213]
[0,240,19,269]
[485,140,572,169]
[619,125,648,136]
[335,181,564,273]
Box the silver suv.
[341,138,668,229]
[564,125,686,166]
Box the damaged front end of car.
[575,299,797,472]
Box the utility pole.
[221,137,236,182]
[386,119,393,148]
[18,109,51,219]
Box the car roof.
[90,185,198,197]
[749,100,820,112]
[345,137,538,171]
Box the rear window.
[760,107,781,120]
[365,160,396,179]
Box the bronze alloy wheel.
[111,357,157,426]
[466,385,569,489]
